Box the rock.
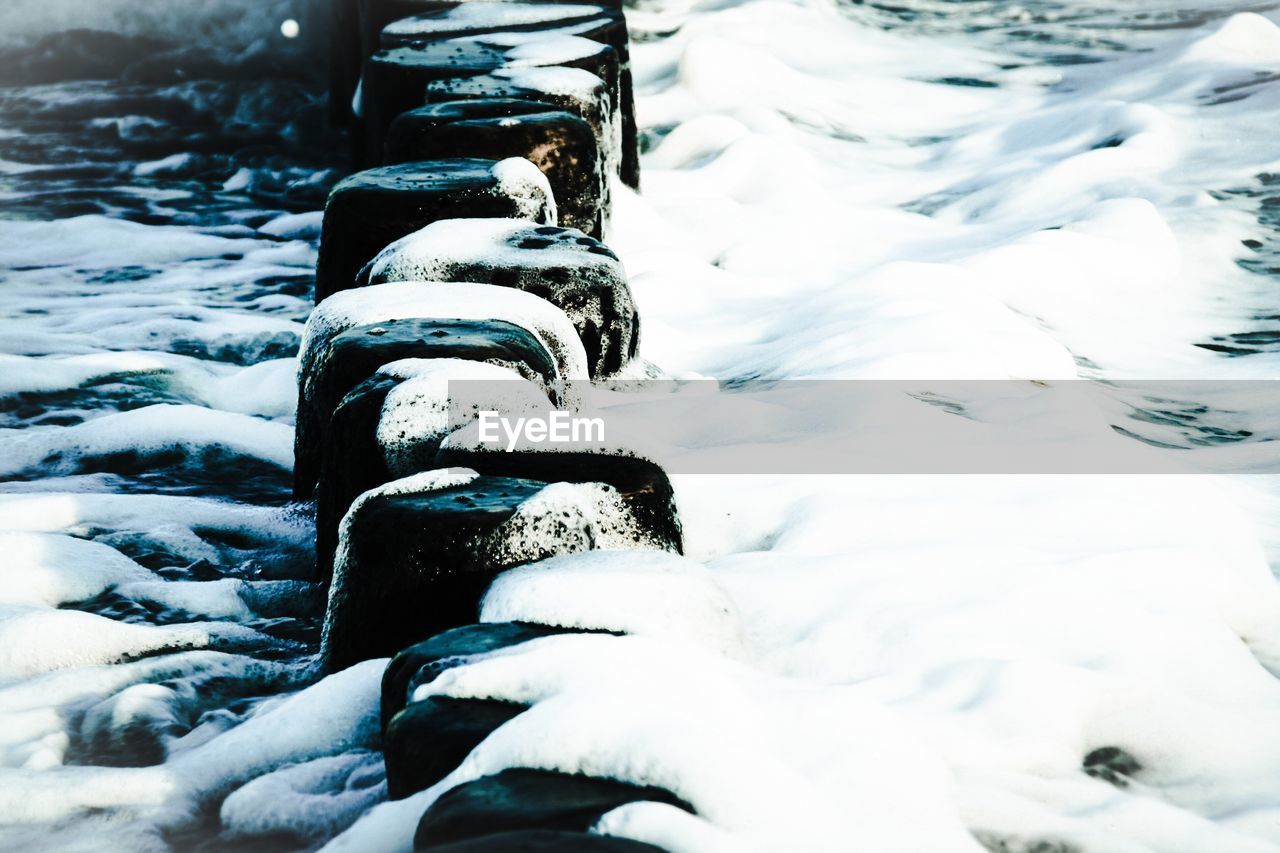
[314,159,554,303]
[417,830,669,852]
[385,102,603,237]
[300,283,588,389]
[423,68,614,209]
[360,219,638,377]
[378,4,637,188]
[434,444,683,554]
[315,371,403,581]
[1083,746,1142,788]
[363,34,618,168]
[295,316,561,501]
[416,769,692,849]
[295,281,589,500]
[382,622,576,732]
[321,470,649,669]
[384,696,527,799]
[314,360,553,580]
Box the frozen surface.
[11,0,1280,851]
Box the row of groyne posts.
[309,0,691,850]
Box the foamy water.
[4,1,1280,851]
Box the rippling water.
[0,33,354,851]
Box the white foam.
[0,215,296,269]
[113,579,256,621]
[0,491,308,548]
[0,660,382,829]
[134,154,196,178]
[475,482,668,565]
[1181,12,1280,66]
[339,632,975,853]
[258,211,324,241]
[375,358,553,476]
[0,215,310,376]
[196,358,298,419]
[220,751,385,842]
[491,157,558,225]
[0,532,151,607]
[383,3,605,39]
[480,551,743,657]
[0,353,296,420]
[470,31,609,67]
[593,801,743,853]
[168,656,381,801]
[364,218,625,286]
[0,606,273,680]
[494,64,605,100]
[0,404,293,478]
